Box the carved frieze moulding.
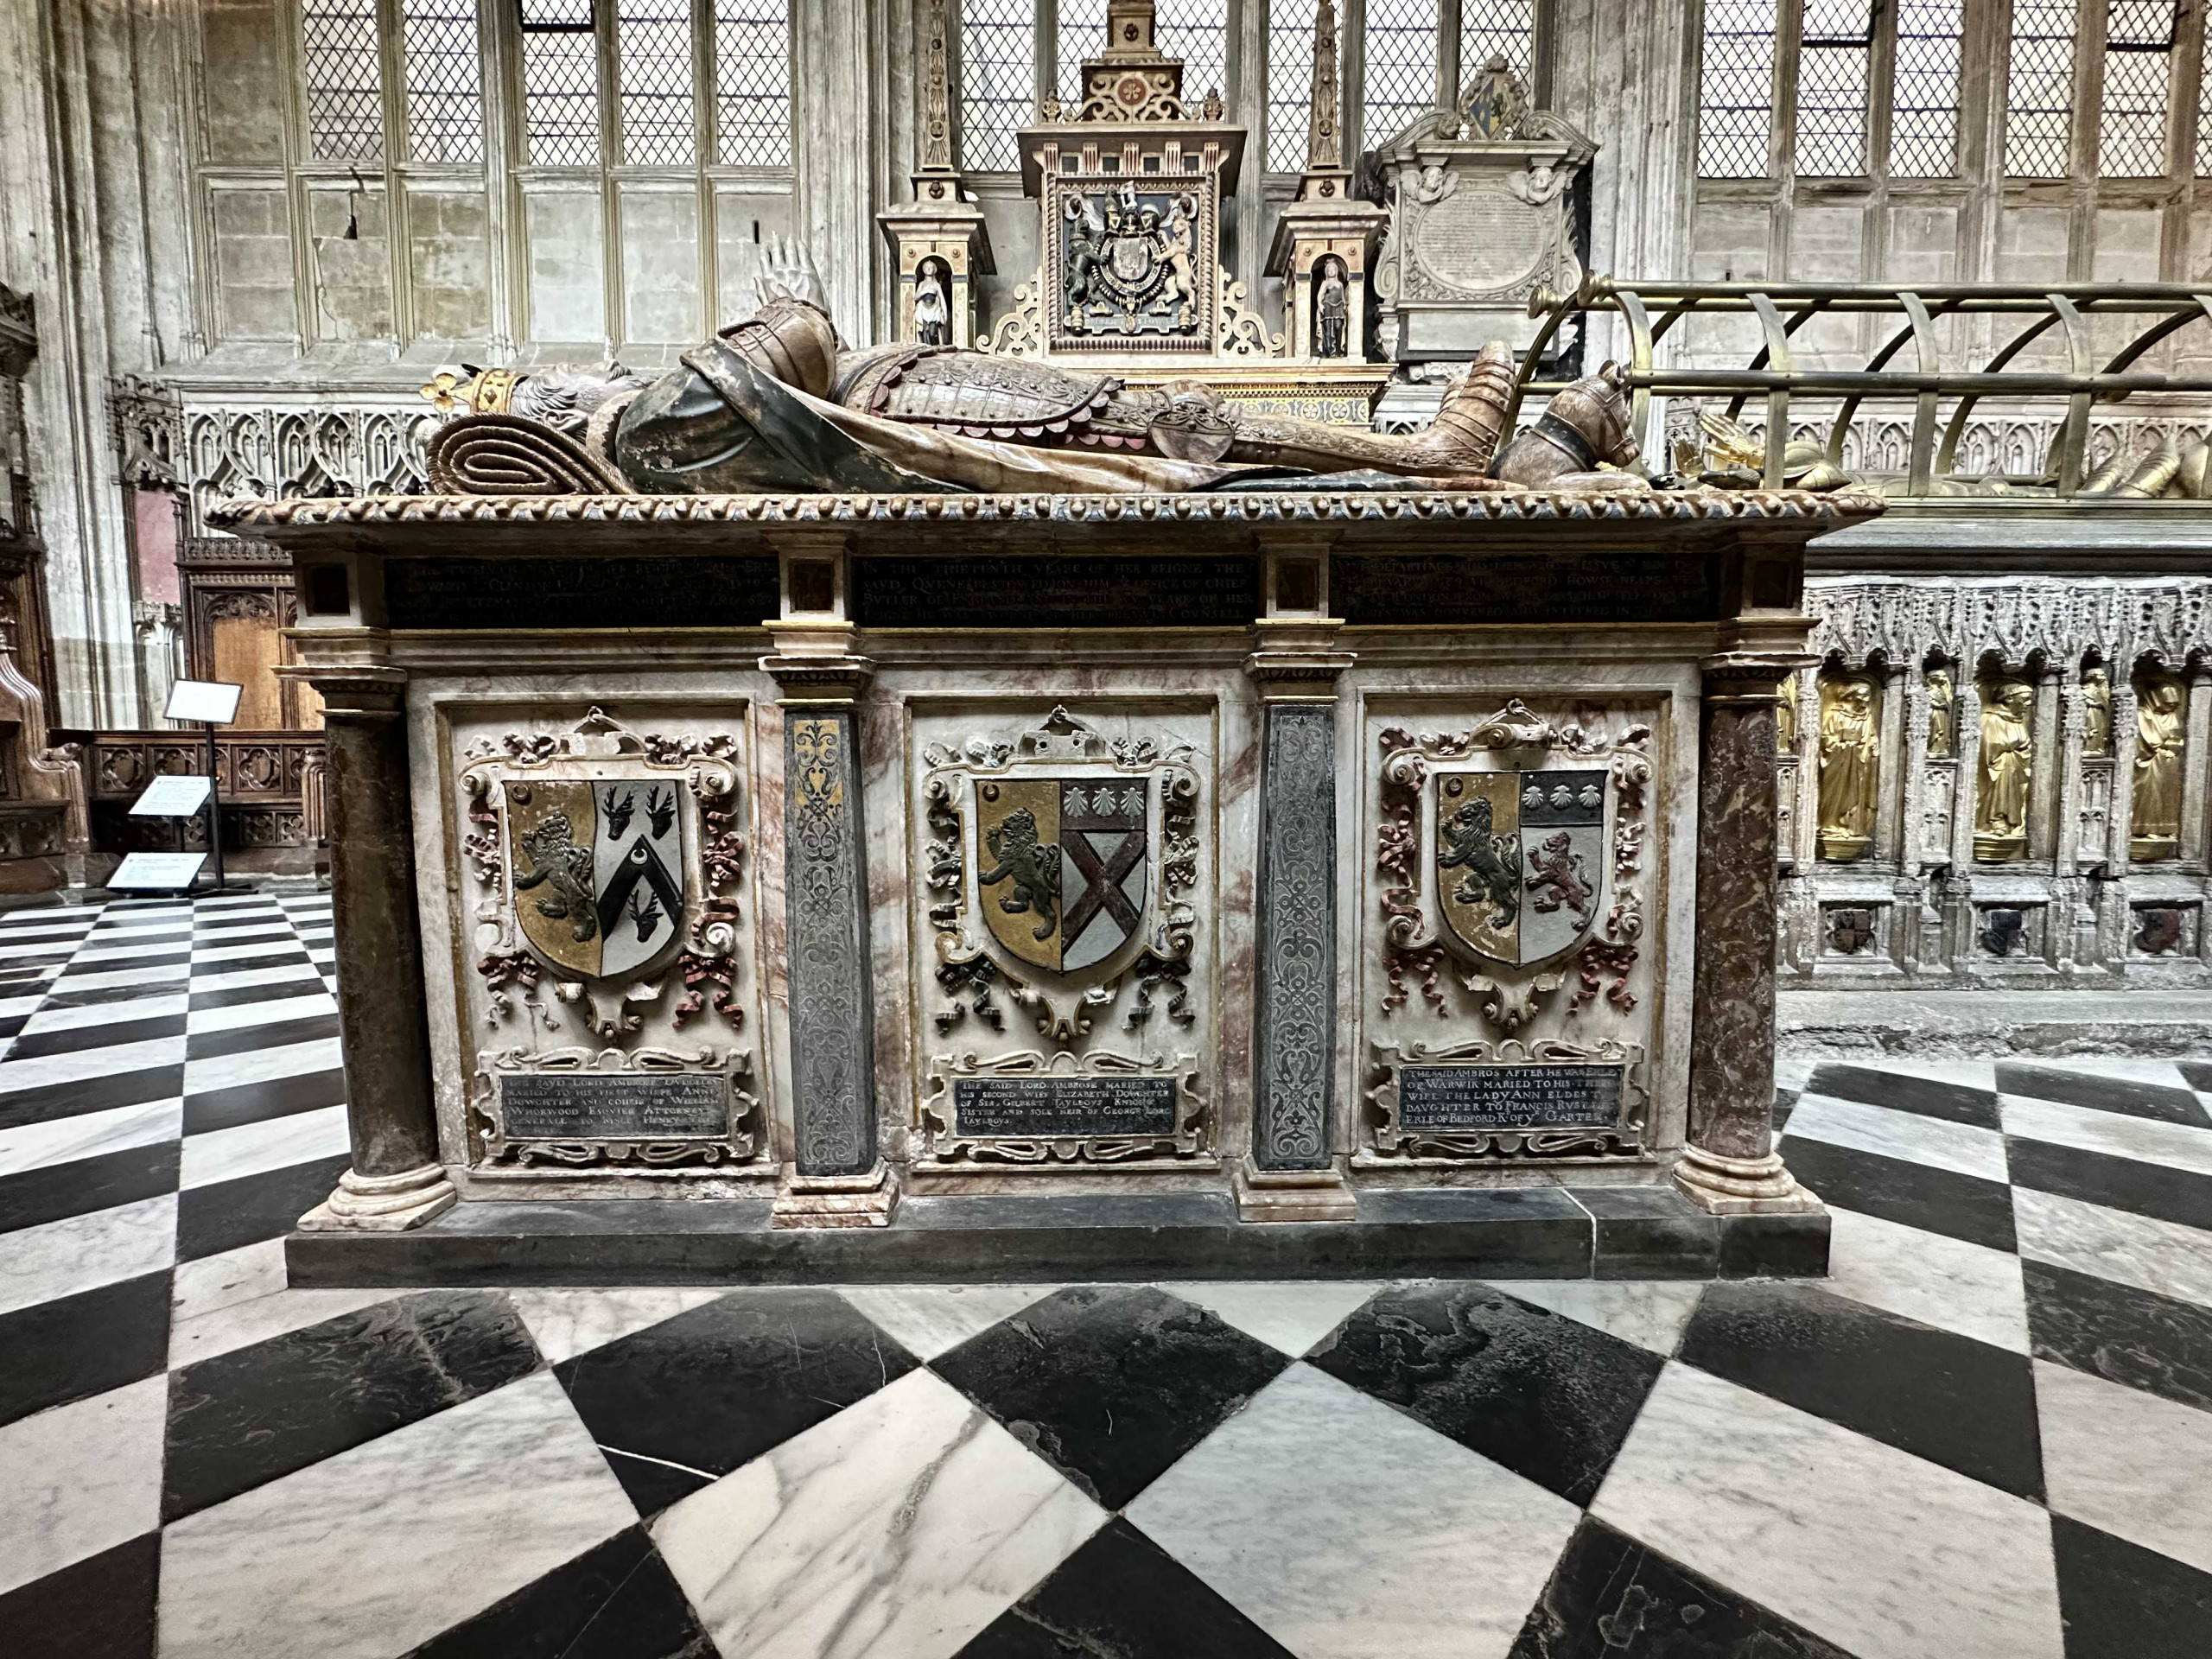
[912,703,1211,1169]
[454,706,761,1174]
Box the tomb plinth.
[228,485,1874,1285]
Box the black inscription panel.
[1332,553,1719,626]
[386,556,782,631]
[854,556,1259,629]
[1397,1063,1623,1131]
[953,1075,1179,1139]
[499,1072,729,1141]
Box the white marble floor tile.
[18,992,189,1034]
[170,1237,291,1321]
[0,1373,167,1596]
[2012,1057,2197,1090]
[1130,1363,1580,1659]
[184,989,338,1035]
[0,1033,186,1096]
[190,920,296,942]
[2036,1358,2212,1577]
[0,1096,181,1176]
[507,1287,729,1365]
[652,1367,1103,1659]
[157,1371,634,1659]
[43,963,190,994]
[834,1284,1060,1362]
[1592,1363,2064,1659]
[0,991,47,1021]
[1856,1056,2000,1092]
[1822,1205,2031,1353]
[1149,1281,1385,1356]
[188,939,309,965]
[180,1103,349,1189]
[186,960,325,995]
[2000,1093,2212,1179]
[181,1035,344,1094]
[2014,1188,2212,1310]
[69,940,195,965]
[1780,1091,2009,1181]
[0,937,88,961]
[1483,1279,1708,1356]
[0,1193,176,1316]
[170,1278,398,1369]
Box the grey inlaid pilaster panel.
[1253,703,1336,1171]
[784,711,877,1176]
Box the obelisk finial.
[919,0,952,173]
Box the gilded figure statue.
[1776,675,1798,752]
[2081,664,2112,758]
[1974,678,2036,861]
[2132,674,2188,858]
[1924,668,1954,760]
[1816,676,1879,861]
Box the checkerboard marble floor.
[3,896,2211,1657]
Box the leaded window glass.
[1155,0,1230,107]
[2005,0,2078,176]
[1058,0,1105,105]
[1364,0,1441,150]
[521,0,602,165]
[616,0,695,165]
[401,0,484,163]
[1460,0,1537,87]
[1267,0,1322,172]
[1889,0,1963,175]
[1697,0,1777,177]
[2098,0,2176,177]
[301,0,385,161]
[713,1,791,166]
[962,0,1034,171]
[2198,27,2212,173]
[1796,0,1875,176]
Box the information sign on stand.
[110,852,209,892]
[129,775,213,817]
[162,679,244,894]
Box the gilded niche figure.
[1924,668,1954,760]
[2081,664,2113,758]
[1975,677,2036,861]
[1777,675,1799,752]
[1816,675,1879,861]
[2132,673,2188,858]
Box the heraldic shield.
[974,777,1149,975]
[1436,768,1606,968]
[507,779,686,979]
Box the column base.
[1233,1160,1358,1224]
[1673,1146,1825,1217]
[297,1163,458,1233]
[772,1164,899,1230]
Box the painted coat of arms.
[508,779,686,979]
[1433,767,1605,967]
[1059,181,1202,339]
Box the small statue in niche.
[1314,257,1349,359]
[1980,907,2027,957]
[2132,674,2188,857]
[1777,674,1799,752]
[2133,906,2185,955]
[1924,668,1955,760]
[2081,664,2112,758]
[1974,678,2036,861]
[1816,675,1879,861]
[913,258,951,346]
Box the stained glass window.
[2004,0,2077,176]
[1364,0,1441,150]
[1460,0,1537,88]
[2099,0,2176,177]
[962,0,1034,171]
[1698,0,1777,177]
[1889,0,1963,175]
[714,1,791,166]
[301,0,385,161]
[520,0,602,165]
[401,0,484,164]
[1267,0,1322,172]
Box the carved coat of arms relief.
[456,707,760,1172]
[916,705,1207,1166]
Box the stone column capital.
[1246,619,1355,696]
[281,660,408,719]
[760,621,874,703]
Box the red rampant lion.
[1525,830,1594,923]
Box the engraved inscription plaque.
[1332,553,1718,626]
[854,556,1259,630]
[499,1072,730,1141]
[953,1076,1179,1139]
[1397,1064,1622,1132]
[387,557,782,631]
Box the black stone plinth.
[285,1185,1828,1287]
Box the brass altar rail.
[1513,276,2212,499]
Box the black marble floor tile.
[1510,1516,1853,1658]
[73,944,193,968]
[0,1141,178,1234]
[189,944,311,972]
[1805,1062,2003,1128]
[2005,1134,2212,1232]
[2050,1513,2212,1659]
[0,1270,171,1427]
[37,978,189,1010]
[1717,1211,1833,1279]
[0,1530,161,1659]
[931,1285,1290,1511]
[184,1012,340,1062]
[1771,1087,1799,1132]
[2179,1059,2212,1094]
[956,1517,1294,1659]
[1679,1281,2044,1499]
[188,976,327,1014]
[2024,1258,2212,1414]
[1773,1133,2016,1251]
[181,1066,347,1135]
[0,1063,185,1133]
[163,1287,540,1521]
[402,1526,713,1659]
[555,1287,918,1516]
[3,1013,187,1059]
[1996,1062,2212,1128]
[1307,1281,1663,1504]
[175,1150,350,1262]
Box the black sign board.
[499,1072,728,1141]
[854,556,1259,630]
[386,556,782,631]
[1396,1063,1623,1132]
[952,1074,1179,1139]
[1332,553,1719,626]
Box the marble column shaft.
[782,707,878,1177]
[1252,702,1336,1172]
